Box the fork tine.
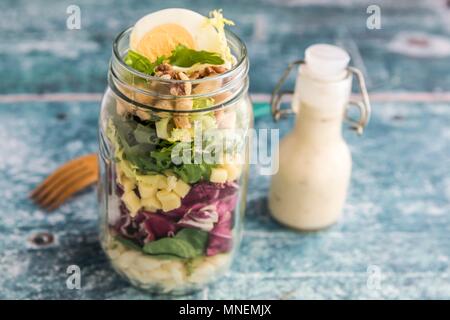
[30,153,98,211]
[31,163,88,201]
[30,153,97,199]
[45,173,99,211]
[35,167,94,208]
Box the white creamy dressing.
[269,44,353,230]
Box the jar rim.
[109,26,249,114]
[112,27,248,85]
[109,73,249,114]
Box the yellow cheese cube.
[119,160,135,179]
[210,168,228,183]
[166,175,177,191]
[122,176,136,193]
[141,195,162,211]
[156,190,181,212]
[138,182,157,198]
[173,180,190,198]
[136,174,159,186]
[122,191,141,217]
[136,174,168,190]
[156,175,168,189]
[223,163,242,182]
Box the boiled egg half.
[130,8,223,63]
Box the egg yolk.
[134,23,195,62]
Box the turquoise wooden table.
[1,0,450,299]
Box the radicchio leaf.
[114,203,178,246]
[181,182,221,206]
[207,210,233,256]
[177,204,219,232]
[113,180,240,253]
[142,211,178,239]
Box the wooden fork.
[30,153,99,211]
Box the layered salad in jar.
[100,8,250,294]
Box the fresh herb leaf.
[124,50,165,75]
[169,45,224,67]
[150,147,174,170]
[173,163,212,184]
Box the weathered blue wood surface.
[1,101,450,299]
[1,0,450,93]
[0,0,450,299]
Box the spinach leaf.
[169,45,224,67]
[143,238,196,258]
[142,228,208,259]
[175,228,209,256]
[114,236,185,261]
[115,236,143,252]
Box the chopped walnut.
[173,97,192,128]
[192,66,230,124]
[135,109,151,121]
[169,71,193,129]
[170,72,192,96]
[175,71,188,80]
[116,100,132,116]
[214,90,232,104]
[193,79,221,95]
[199,65,228,78]
[170,85,188,96]
[175,98,193,110]
[174,116,191,129]
[189,71,201,80]
[159,74,172,80]
[155,63,174,77]
[211,65,227,74]
[191,65,228,96]
[154,100,173,110]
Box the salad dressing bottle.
[269,44,371,230]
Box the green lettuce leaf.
[111,113,215,183]
[193,98,214,110]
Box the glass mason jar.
[98,27,252,294]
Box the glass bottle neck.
[294,104,344,142]
[292,69,351,142]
